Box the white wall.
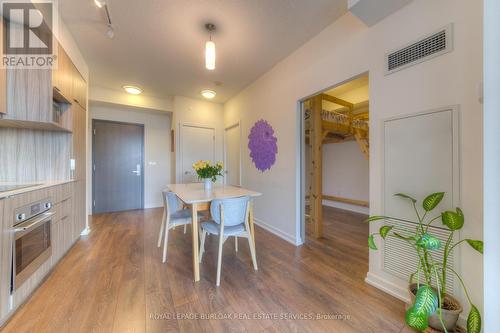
[483,0,500,330]
[173,96,224,183]
[90,86,173,113]
[90,103,173,209]
[322,141,369,214]
[224,0,483,319]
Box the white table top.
[166,183,262,204]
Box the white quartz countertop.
[0,180,75,199]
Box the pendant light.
[205,23,216,70]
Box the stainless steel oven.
[11,198,53,291]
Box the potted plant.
[192,160,223,191]
[367,192,482,333]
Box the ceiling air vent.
[385,24,453,75]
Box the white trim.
[378,105,462,297]
[484,0,500,330]
[178,122,216,183]
[253,218,299,246]
[365,272,410,303]
[223,121,242,186]
[322,199,369,215]
[80,227,91,236]
[295,72,370,248]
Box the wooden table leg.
[249,200,256,249]
[191,203,200,282]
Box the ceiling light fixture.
[94,0,105,8]
[201,89,216,99]
[123,85,143,95]
[95,0,114,39]
[205,23,216,70]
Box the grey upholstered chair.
[199,196,258,286]
[157,190,192,263]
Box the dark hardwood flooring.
[2,206,407,333]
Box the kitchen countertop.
[0,180,75,199]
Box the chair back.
[210,196,249,227]
[162,190,181,215]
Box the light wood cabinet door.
[71,102,87,237]
[53,46,72,100]
[71,65,86,110]
[0,69,6,115]
[5,68,52,122]
[71,103,86,181]
[72,180,86,238]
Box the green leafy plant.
[192,160,223,182]
[367,192,483,333]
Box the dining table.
[166,183,262,282]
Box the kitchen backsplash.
[0,128,71,183]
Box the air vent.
[385,24,453,75]
[383,220,456,293]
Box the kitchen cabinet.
[0,198,7,320]
[71,103,86,181]
[0,69,6,115]
[71,101,86,238]
[4,68,52,123]
[52,43,73,102]
[71,65,87,110]
[0,16,6,115]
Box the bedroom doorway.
[300,73,370,264]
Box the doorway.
[92,119,144,213]
[224,122,241,186]
[300,73,370,253]
[180,124,216,183]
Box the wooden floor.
[2,206,408,333]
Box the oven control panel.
[14,198,52,225]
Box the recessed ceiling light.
[94,0,105,8]
[123,85,143,95]
[201,89,216,99]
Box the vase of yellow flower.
[192,160,224,191]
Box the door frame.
[297,71,370,245]
[223,121,242,186]
[178,122,216,183]
[91,119,145,213]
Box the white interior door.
[181,124,215,183]
[224,123,241,186]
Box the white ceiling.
[59,0,348,103]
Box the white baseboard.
[145,203,163,209]
[365,272,410,303]
[322,199,369,214]
[80,227,91,236]
[253,218,298,246]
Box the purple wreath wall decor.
[248,119,278,172]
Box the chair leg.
[199,230,207,263]
[216,227,224,286]
[184,224,187,234]
[235,237,238,252]
[157,210,166,247]
[245,221,258,271]
[162,224,170,263]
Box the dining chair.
[157,190,193,263]
[199,196,258,286]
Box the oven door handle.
[13,212,54,233]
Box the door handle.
[184,171,191,175]
[132,164,141,176]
